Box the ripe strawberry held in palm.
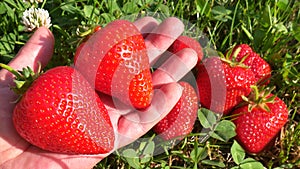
[0,19,156,154]
[0,64,115,154]
[74,20,153,109]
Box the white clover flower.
[21,8,51,32]
[23,0,43,4]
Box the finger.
[133,16,159,36]
[145,17,184,65]
[0,27,54,86]
[152,48,198,86]
[115,82,183,148]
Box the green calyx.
[218,47,249,69]
[0,63,42,95]
[241,85,276,112]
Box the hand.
[0,17,197,169]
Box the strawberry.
[229,44,271,85]
[74,42,86,62]
[74,25,102,63]
[153,82,198,140]
[74,20,153,109]
[232,87,288,154]
[230,44,255,63]
[93,25,102,32]
[0,64,115,154]
[196,56,256,115]
[168,35,203,65]
[249,53,272,85]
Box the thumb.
[0,27,54,86]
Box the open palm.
[0,17,197,169]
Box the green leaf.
[210,120,236,142]
[201,159,226,168]
[274,22,288,34]
[122,149,141,169]
[277,0,289,11]
[106,0,121,13]
[231,167,240,169]
[138,141,147,152]
[195,0,210,16]
[122,1,139,14]
[231,140,245,165]
[291,22,300,41]
[211,5,232,22]
[0,3,7,15]
[142,141,155,155]
[158,4,170,16]
[140,141,155,163]
[198,108,217,129]
[3,0,19,8]
[239,158,264,169]
[3,2,15,20]
[60,3,82,15]
[190,146,208,163]
[83,5,99,19]
[83,5,93,17]
[0,33,16,55]
[100,13,115,23]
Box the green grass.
[1,0,300,168]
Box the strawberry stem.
[0,63,23,80]
[78,29,93,37]
[220,54,248,69]
[0,63,42,95]
[247,85,278,112]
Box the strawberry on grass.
[249,52,272,85]
[229,44,254,64]
[196,56,256,115]
[232,86,289,154]
[228,44,272,85]
[0,64,115,154]
[153,81,199,140]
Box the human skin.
[0,17,197,169]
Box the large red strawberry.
[74,20,153,109]
[168,35,203,65]
[196,56,256,115]
[153,82,198,140]
[232,87,288,154]
[229,44,271,85]
[1,64,115,154]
